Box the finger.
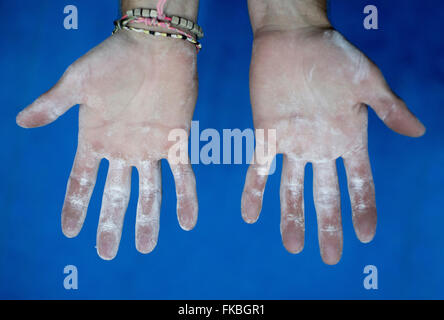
[343,148,377,243]
[96,161,131,260]
[280,156,305,254]
[241,151,275,224]
[135,160,162,254]
[363,68,425,137]
[16,66,82,128]
[169,159,198,231]
[313,161,343,265]
[61,146,100,238]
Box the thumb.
[363,68,425,138]
[16,66,82,128]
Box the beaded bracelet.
[113,0,203,51]
[116,15,196,43]
[125,8,204,40]
[113,21,202,51]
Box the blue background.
[0,0,442,299]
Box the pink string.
[134,17,193,39]
[121,0,200,51]
[157,0,168,20]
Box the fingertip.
[61,213,83,238]
[322,257,341,266]
[320,242,343,266]
[180,223,196,232]
[178,206,198,231]
[321,250,342,266]
[282,227,304,254]
[242,215,258,224]
[136,246,156,255]
[135,224,159,254]
[179,218,197,231]
[398,117,426,138]
[241,206,260,224]
[419,125,426,136]
[283,240,304,254]
[16,111,31,128]
[356,225,376,244]
[372,97,427,138]
[241,192,262,224]
[351,205,377,244]
[359,234,375,244]
[412,121,426,138]
[136,240,157,254]
[98,253,116,261]
[15,110,54,128]
[16,113,25,127]
[97,251,117,261]
[97,231,118,261]
[62,226,80,239]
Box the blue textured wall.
[0,0,442,299]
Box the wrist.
[248,0,331,36]
[120,0,201,39]
[118,0,202,50]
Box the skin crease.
[242,0,426,265]
[16,15,200,259]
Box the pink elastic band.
[134,17,193,39]
[157,0,168,20]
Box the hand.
[16,31,199,260]
[242,27,425,265]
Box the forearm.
[247,0,330,35]
[121,0,199,21]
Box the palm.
[78,32,197,161]
[17,31,199,260]
[242,27,425,264]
